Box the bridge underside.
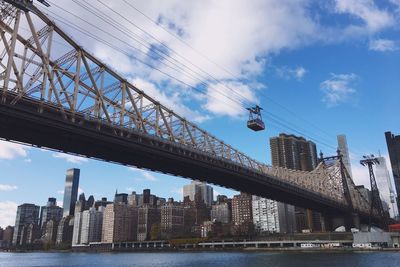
[0,94,375,227]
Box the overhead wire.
[93,0,253,106]
[47,2,203,88]
[38,7,247,115]
[46,1,339,153]
[121,0,239,85]
[72,0,224,96]
[46,0,251,109]
[120,0,348,152]
[92,0,341,152]
[41,10,204,95]
[42,1,349,154]
[128,1,372,157]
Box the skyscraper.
[137,189,158,207]
[375,156,398,218]
[182,194,210,236]
[270,133,318,171]
[62,168,80,217]
[55,216,74,245]
[20,223,39,245]
[39,197,63,229]
[72,194,86,246]
[114,191,128,204]
[80,207,103,244]
[137,206,160,241]
[183,180,213,207]
[211,202,231,224]
[232,193,252,226]
[385,131,400,213]
[127,192,139,207]
[252,196,295,233]
[42,219,58,243]
[160,199,184,239]
[12,203,40,245]
[337,134,353,179]
[102,203,137,243]
[269,133,319,232]
[1,226,14,247]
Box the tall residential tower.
[39,197,62,229]
[12,203,40,245]
[385,131,400,213]
[337,134,353,180]
[269,133,320,232]
[270,133,318,171]
[375,156,398,218]
[62,168,80,217]
[183,181,214,207]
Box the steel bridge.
[0,2,382,227]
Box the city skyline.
[0,130,398,228]
[1,0,400,229]
[1,150,398,248]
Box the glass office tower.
[385,131,400,214]
[62,168,80,217]
[337,134,353,180]
[12,203,40,245]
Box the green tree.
[150,223,161,240]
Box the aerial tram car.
[247,105,265,131]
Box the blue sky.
[1,0,400,227]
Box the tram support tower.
[360,155,388,231]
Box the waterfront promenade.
[2,251,400,267]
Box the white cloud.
[24,158,32,163]
[130,77,209,123]
[276,66,307,80]
[32,0,399,122]
[0,201,17,228]
[140,0,317,80]
[171,187,184,200]
[52,152,89,164]
[0,184,18,191]
[352,162,371,189]
[320,73,357,107]
[369,39,398,52]
[142,172,157,182]
[0,140,29,160]
[94,44,144,75]
[390,0,400,6]
[334,0,395,33]
[203,81,259,118]
[294,67,307,79]
[390,0,400,12]
[42,0,319,120]
[128,167,158,182]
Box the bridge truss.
[0,2,379,224]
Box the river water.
[1,251,399,267]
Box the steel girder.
[0,3,373,219]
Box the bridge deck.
[0,3,381,226]
[0,93,363,218]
